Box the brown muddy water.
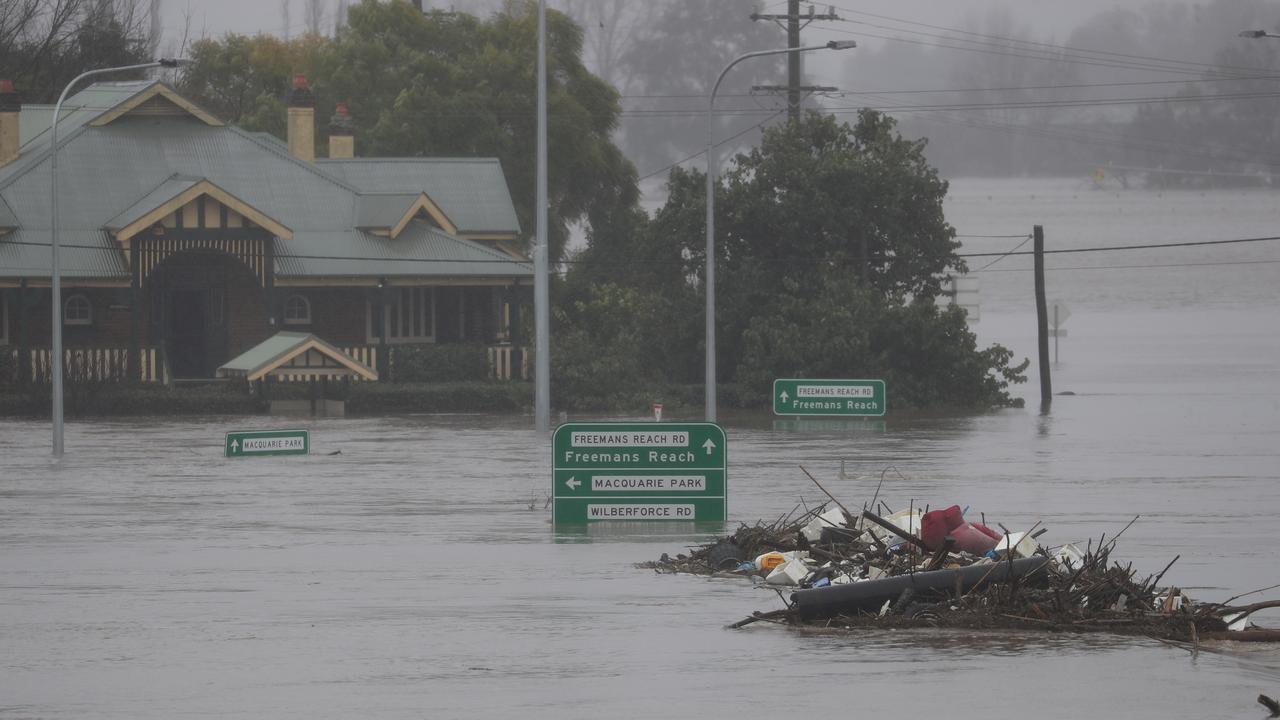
[3,179,1280,718]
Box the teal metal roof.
[354,193,420,229]
[218,331,377,381]
[0,81,530,282]
[19,81,153,148]
[318,158,521,235]
[104,174,200,231]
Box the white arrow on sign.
[779,390,790,403]
[702,439,716,455]
[565,476,581,490]
[230,439,240,451]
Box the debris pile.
[642,499,1280,643]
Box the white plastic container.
[801,506,849,542]
[995,531,1040,558]
[765,557,811,586]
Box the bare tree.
[0,0,155,101]
[334,0,349,34]
[304,0,325,37]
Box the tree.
[0,0,155,103]
[612,0,780,174]
[179,1,638,263]
[564,108,1025,409]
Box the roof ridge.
[229,125,365,195]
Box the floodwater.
[3,178,1280,718]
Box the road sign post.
[773,379,886,417]
[552,422,726,524]
[225,429,310,457]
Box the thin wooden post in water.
[1034,225,1051,408]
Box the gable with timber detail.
[89,83,223,127]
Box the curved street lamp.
[1238,30,1280,39]
[50,58,187,457]
[704,40,855,422]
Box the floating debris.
[641,493,1280,643]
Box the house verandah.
[0,77,533,386]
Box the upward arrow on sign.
[702,439,716,455]
[779,390,790,403]
[230,439,239,452]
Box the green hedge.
[390,343,491,383]
[0,382,263,417]
[346,381,530,414]
[0,380,532,417]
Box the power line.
[825,3,1272,78]
[5,234,1278,268]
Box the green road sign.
[224,429,310,457]
[773,378,886,417]
[553,422,726,523]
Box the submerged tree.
[565,109,1026,410]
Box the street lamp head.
[157,58,191,68]
[1239,30,1267,38]
[827,40,857,50]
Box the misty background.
[150,0,1280,185]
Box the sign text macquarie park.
[773,379,886,417]
[552,423,727,524]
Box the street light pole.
[534,0,550,433]
[49,58,186,457]
[703,40,854,422]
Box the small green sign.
[553,422,726,524]
[773,379,886,416]
[225,429,310,457]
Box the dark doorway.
[168,289,206,378]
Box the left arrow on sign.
[565,476,581,490]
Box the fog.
[159,0,1280,181]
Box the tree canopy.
[0,0,155,103]
[179,0,637,262]
[563,110,1025,410]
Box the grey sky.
[161,1,1217,59]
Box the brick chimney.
[0,80,20,167]
[286,73,315,163]
[328,102,354,159]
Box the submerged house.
[0,75,532,383]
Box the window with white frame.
[367,286,434,343]
[283,294,311,325]
[63,294,92,326]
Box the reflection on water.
[3,180,1280,718]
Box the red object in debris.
[921,505,965,550]
[949,522,1002,554]
[922,505,1003,554]
[0,79,13,94]
[292,73,308,89]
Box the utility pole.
[750,2,841,122]
[1033,225,1052,411]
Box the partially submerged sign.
[225,429,310,457]
[773,379,886,417]
[552,422,726,523]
